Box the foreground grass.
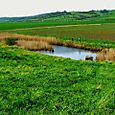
[0,43,115,114]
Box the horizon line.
[0,9,115,18]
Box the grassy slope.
[42,10,115,22]
[0,17,115,31]
[0,11,115,114]
[0,10,115,30]
[0,43,115,114]
[0,10,115,22]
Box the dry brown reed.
[0,32,61,51]
[0,32,59,44]
[16,40,54,51]
[0,32,104,52]
[96,49,115,61]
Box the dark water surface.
[40,45,96,61]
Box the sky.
[0,0,115,17]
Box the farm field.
[0,43,115,114]
[0,18,115,31]
[13,23,115,41]
[10,23,115,49]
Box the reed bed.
[63,40,102,52]
[16,40,53,51]
[0,32,62,51]
[96,48,115,61]
[0,32,102,52]
[0,32,59,44]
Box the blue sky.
[0,0,115,17]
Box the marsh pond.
[39,45,97,61]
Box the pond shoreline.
[39,45,97,61]
[1,32,114,61]
[0,32,103,52]
[51,41,103,53]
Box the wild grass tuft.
[96,48,115,61]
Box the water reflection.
[40,45,96,61]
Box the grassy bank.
[0,33,60,51]
[0,43,115,114]
[1,32,115,52]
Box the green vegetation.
[0,10,115,114]
[0,10,115,31]
[5,38,17,45]
[14,23,115,41]
[0,10,115,23]
[0,43,115,114]
[14,23,115,49]
[0,19,115,31]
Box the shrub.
[5,38,17,45]
[64,40,75,47]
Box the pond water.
[40,45,97,61]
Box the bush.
[64,40,75,47]
[5,38,17,45]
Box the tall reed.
[96,49,115,61]
[16,40,54,51]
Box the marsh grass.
[0,32,58,43]
[0,32,110,53]
[16,40,53,51]
[0,33,61,51]
[96,49,115,61]
[64,40,75,47]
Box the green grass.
[0,13,115,114]
[0,43,115,114]
[14,23,115,41]
[0,19,115,31]
[14,23,115,49]
[0,10,115,31]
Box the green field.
[0,10,115,31]
[13,23,115,41]
[0,43,115,114]
[0,14,115,114]
[0,19,115,31]
[12,23,115,49]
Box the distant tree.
[100,9,109,13]
[63,10,67,13]
[89,10,96,14]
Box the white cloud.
[0,0,115,17]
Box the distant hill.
[0,9,115,22]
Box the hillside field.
[0,43,115,114]
[0,14,115,114]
